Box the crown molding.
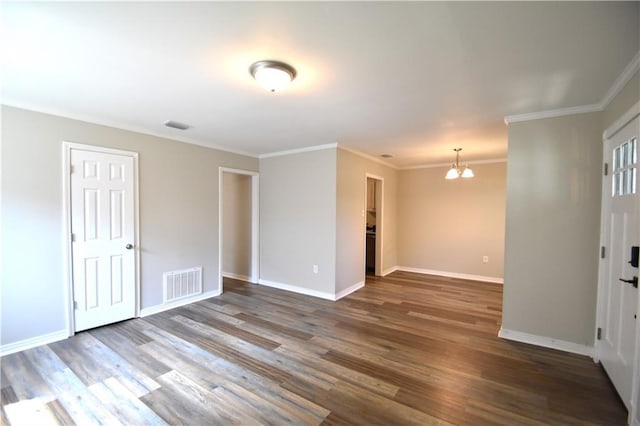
[337,145,399,169]
[601,50,640,109]
[504,49,640,125]
[259,142,338,159]
[504,103,602,125]
[0,100,258,158]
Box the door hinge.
[600,246,606,259]
[73,301,78,310]
[70,165,74,174]
[71,233,76,242]
[604,163,608,176]
[597,327,602,340]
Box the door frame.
[62,141,141,336]
[364,173,384,276]
[595,100,640,423]
[218,167,260,291]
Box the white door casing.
[596,110,639,420]
[65,143,139,332]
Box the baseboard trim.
[395,266,504,284]
[381,266,399,276]
[258,279,336,301]
[0,329,69,356]
[222,272,252,282]
[498,327,594,357]
[140,290,221,317]
[335,281,365,300]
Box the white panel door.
[70,147,136,331]
[599,115,639,412]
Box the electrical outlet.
[483,256,489,263]
[313,265,319,274]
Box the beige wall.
[259,148,337,294]
[397,162,506,280]
[222,172,252,279]
[1,106,258,346]
[604,70,639,130]
[503,112,603,346]
[336,148,397,293]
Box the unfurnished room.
[1,2,640,425]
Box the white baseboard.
[0,329,69,356]
[381,266,399,276]
[258,279,336,301]
[222,272,252,282]
[335,280,365,300]
[139,290,222,317]
[498,327,594,357]
[395,266,504,284]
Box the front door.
[70,145,137,331]
[598,115,639,412]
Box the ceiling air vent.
[164,120,190,130]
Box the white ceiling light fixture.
[249,60,297,92]
[445,148,474,180]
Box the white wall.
[259,148,337,296]
[397,162,506,281]
[1,106,258,347]
[336,148,397,292]
[503,111,602,346]
[222,172,252,280]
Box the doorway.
[365,174,383,276]
[218,168,259,292]
[596,109,639,423]
[63,142,140,334]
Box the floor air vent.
[163,267,202,303]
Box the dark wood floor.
[1,271,627,425]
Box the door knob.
[125,244,134,250]
[619,276,638,288]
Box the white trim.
[599,106,640,423]
[259,143,338,159]
[62,142,141,336]
[5,100,257,158]
[504,104,602,125]
[218,167,260,296]
[498,327,594,357]
[258,279,336,301]
[0,330,68,357]
[396,266,504,284]
[222,272,252,282]
[335,281,365,300]
[503,49,640,126]
[603,100,640,140]
[139,290,221,317]
[381,266,399,276]
[337,145,398,169]
[601,50,640,109]
[401,158,507,170]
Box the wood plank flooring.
[1,271,627,425]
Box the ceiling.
[2,2,639,168]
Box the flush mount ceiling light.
[249,60,296,92]
[445,148,474,180]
